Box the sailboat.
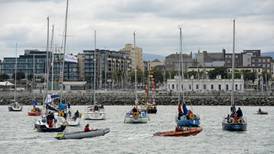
[84,30,106,120]
[145,62,157,114]
[154,26,202,137]
[124,32,149,123]
[222,19,247,131]
[34,15,66,132]
[8,43,23,112]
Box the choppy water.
[0,105,273,154]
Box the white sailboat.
[84,30,106,120]
[8,43,23,112]
[222,19,247,131]
[124,32,149,123]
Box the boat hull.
[28,111,41,116]
[124,111,149,123]
[256,111,268,115]
[84,111,106,120]
[34,124,66,132]
[66,117,81,127]
[154,127,203,137]
[8,106,23,112]
[55,128,110,140]
[176,118,200,127]
[222,121,247,131]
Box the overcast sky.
[0,0,273,59]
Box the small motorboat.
[124,109,149,123]
[257,111,268,115]
[256,109,268,115]
[84,105,106,120]
[28,111,41,116]
[222,117,247,131]
[34,115,66,132]
[8,102,23,112]
[55,128,110,140]
[28,108,42,116]
[154,127,203,137]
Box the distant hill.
[262,52,274,58]
[143,53,165,61]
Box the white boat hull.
[66,117,81,127]
[124,116,149,123]
[84,111,106,120]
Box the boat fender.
[189,114,195,120]
[237,118,242,124]
[133,112,139,118]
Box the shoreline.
[1,92,274,106]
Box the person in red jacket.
[84,124,92,132]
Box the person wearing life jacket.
[177,102,183,120]
[84,124,92,132]
[47,112,55,128]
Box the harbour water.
[0,105,273,154]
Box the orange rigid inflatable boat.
[153,127,203,137]
[28,111,41,116]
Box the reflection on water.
[0,106,273,154]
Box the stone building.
[120,44,144,71]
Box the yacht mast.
[231,19,235,106]
[46,17,50,98]
[61,0,69,100]
[50,25,55,92]
[179,26,184,103]
[14,43,18,102]
[134,32,138,103]
[93,30,97,105]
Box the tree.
[0,73,9,81]
[27,74,33,81]
[208,67,228,79]
[12,72,25,80]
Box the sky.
[0,0,273,59]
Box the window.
[172,84,174,89]
[196,84,199,89]
[226,84,229,91]
[189,85,191,90]
[240,84,242,90]
[181,85,183,90]
[211,84,214,90]
[235,84,238,90]
[219,84,221,90]
[203,84,206,90]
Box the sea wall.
[1,91,274,106]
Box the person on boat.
[47,112,55,128]
[99,104,104,109]
[177,102,183,120]
[132,106,138,113]
[94,105,99,111]
[230,105,236,117]
[236,107,243,118]
[73,110,80,120]
[84,124,92,132]
[182,103,188,116]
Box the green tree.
[0,73,9,81]
[208,67,228,79]
[12,72,25,80]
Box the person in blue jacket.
[182,103,188,115]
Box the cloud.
[0,0,273,60]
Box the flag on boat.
[64,54,77,63]
[45,94,60,104]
